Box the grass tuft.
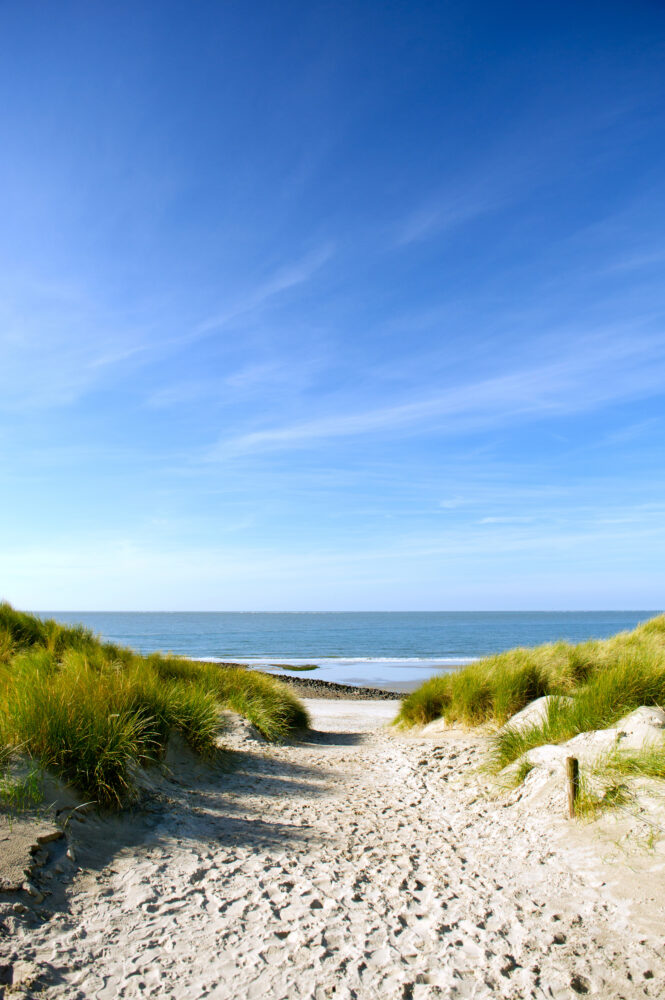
[597,744,665,781]
[574,769,630,820]
[515,758,535,785]
[398,615,665,770]
[0,604,309,807]
[0,769,44,813]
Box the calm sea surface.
[37,611,660,688]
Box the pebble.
[23,884,44,903]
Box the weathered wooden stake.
[566,756,579,819]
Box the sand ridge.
[2,698,665,999]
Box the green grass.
[577,747,665,829]
[597,744,665,781]
[149,657,310,742]
[0,741,44,814]
[515,757,535,785]
[270,663,319,671]
[0,768,45,813]
[0,603,309,806]
[397,614,665,770]
[574,769,630,820]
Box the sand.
[2,698,665,999]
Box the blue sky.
[1,0,664,610]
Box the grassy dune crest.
[0,603,309,806]
[397,615,665,767]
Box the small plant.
[493,755,535,791]
[0,743,44,814]
[515,758,534,785]
[599,744,665,781]
[574,769,630,820]
[0,768,44,813]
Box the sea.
[37,610,661,689]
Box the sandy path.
[3,699,665,999]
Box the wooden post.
[566,756,579,818]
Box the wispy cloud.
[604,249,665,273]
[396,191,498,246]
[478,516,534,524]
[0,243,333,413]
[207,332,665,458]
[600,417,664,446]
[195,244,333,335]
[145,379,217,409]
[0,268,163,411]
[393,95,648,250]
[87,342,153,370]
[145,358,323,409]
[392,129,533,247]
[4,503,664,610]
[439,496,467,510]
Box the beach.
[5,1,665,994]
[3,695,665,999]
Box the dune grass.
[397,615,665,769]
[567,744,665,824]
[572,768,631,820]
[598,743,665,781]
[148,656,310,742]
[271,663,320,672]
[0,603,309,806]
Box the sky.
[1,0,664,611]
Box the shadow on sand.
[19,727,360,921]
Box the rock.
[23,883,44,903]
[11,903,28,915]
[35,829,64,846]
[255,673,401,701]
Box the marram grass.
[0,603,309,807]
[397,614,665,770]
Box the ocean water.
[37,610,660,688]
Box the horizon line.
[31,608,663,615]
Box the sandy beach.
[2,697,665,999]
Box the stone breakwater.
[258,672,402,700]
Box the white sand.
[3,698,665,998]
